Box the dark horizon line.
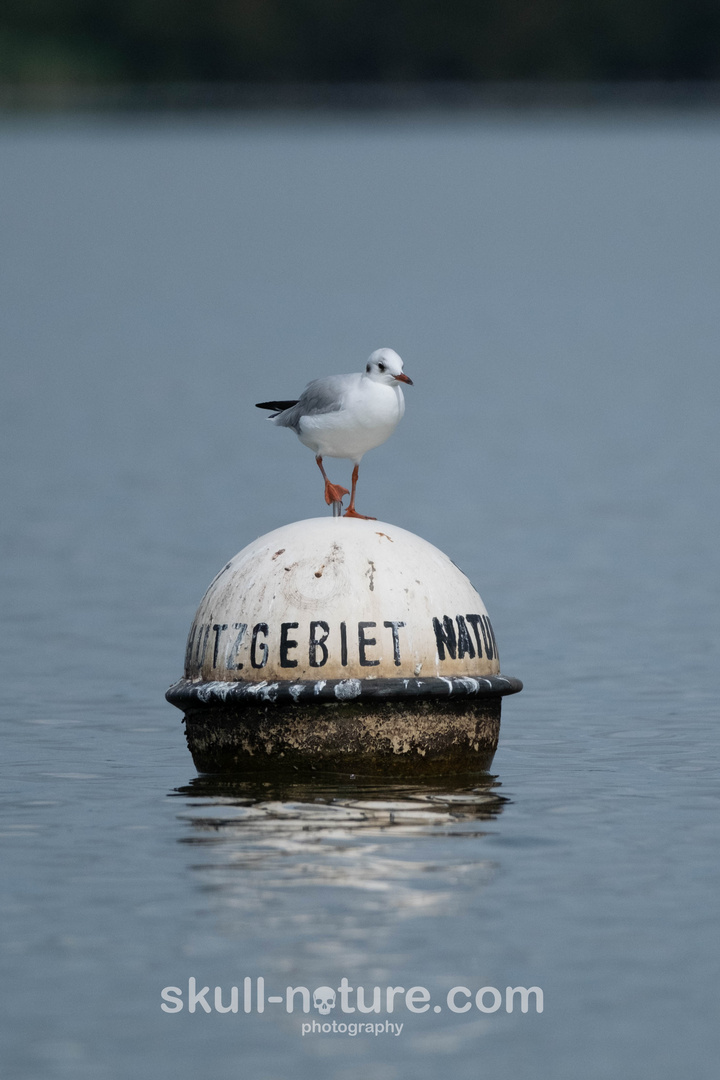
[4,79,720,114]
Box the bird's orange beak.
[394,373,413,385]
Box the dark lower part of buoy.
[166,674,522,776]
[179,697,503,776]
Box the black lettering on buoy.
[192,623,206,665]
[250,623,269,669]
[358,622,379,666]
[383,621,406,666]
[488,617,499,658]
[475,615,492,659]
[433,616,457,661]
[280,622,300,667]
[465,614,484,658]
[340,621,348,666]
[226,622,248,669]
[481,615,496,660]
[212,624,228,668]
[185,624,197,671]
[309,620,330,667]
[455,615,475,660]
[199,624,212,664]
[193,623,207,665]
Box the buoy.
[166,518,522,775]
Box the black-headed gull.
[256,348,413,519]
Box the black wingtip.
[255,399,299,412]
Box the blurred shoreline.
[3,80,720,116]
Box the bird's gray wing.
[273,374,353,431]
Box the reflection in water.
[170,774,508,939]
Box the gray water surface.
[2,111,719,1079]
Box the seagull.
[256,348,413,519]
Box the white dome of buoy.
[183,517,501,684]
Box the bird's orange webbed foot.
[343,507,376,520]
[324,480,349,506]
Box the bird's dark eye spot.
[378,362,385,372]
[366,364,371,372]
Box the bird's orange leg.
[316,456,349,508]
[344,464,375,520]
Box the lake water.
[2,108,719,1079]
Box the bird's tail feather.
[255,399,299,417]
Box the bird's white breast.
[297,378,405,462]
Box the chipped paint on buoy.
[166,518,522,775]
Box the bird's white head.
[365,348,413,386]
